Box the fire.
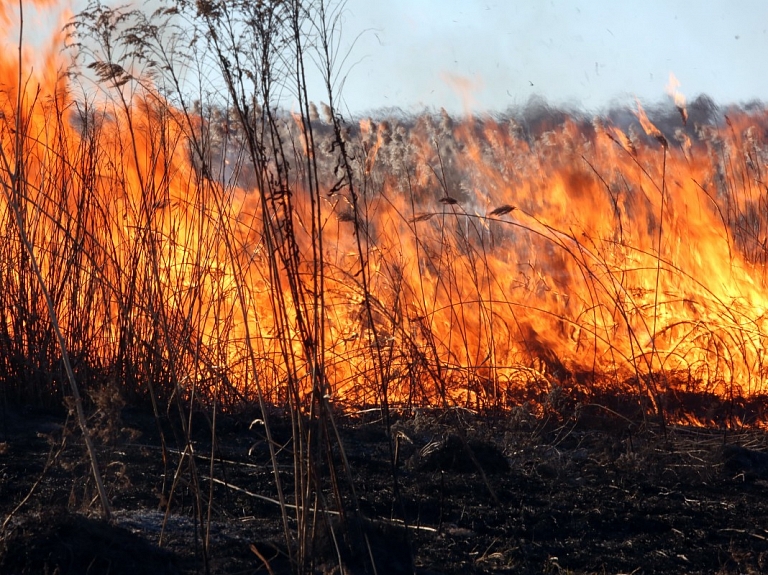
[667,73,689,125]
[1,1,767,424]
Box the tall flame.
[1,1,767,421]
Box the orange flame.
[1,1,767,423]
[667,73,688,125]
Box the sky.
[330,0,768,115]
[21,0,768,116]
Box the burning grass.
[1,11,767,420]
[6,97,766,411]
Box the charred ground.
[2,397,768,574]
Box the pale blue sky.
[333,0,768,114]
[25,1,768,115]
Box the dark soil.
[2,401,768,574]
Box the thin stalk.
[0,1,111,520]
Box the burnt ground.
[2,400,768,574]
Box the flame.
[667,73,688,125]
[1,1,768,423]
[634,98,666,146]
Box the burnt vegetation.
[2,0,768,573]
